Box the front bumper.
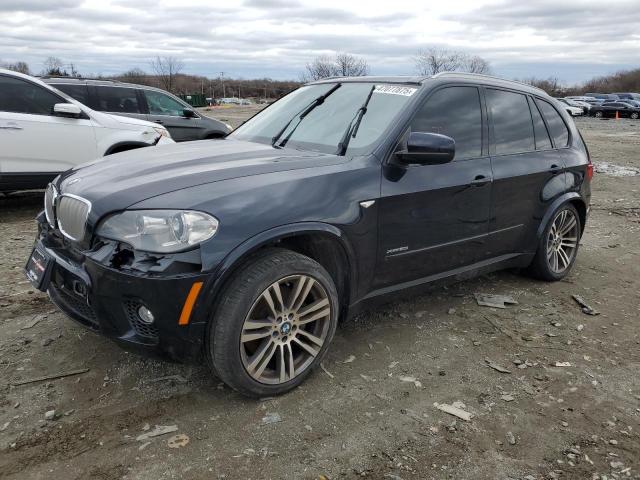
[32,223,212,362]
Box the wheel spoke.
[278,344,286,383]
[561,240,577,248]
[558,247,571,268]
[261,288,280,319]
[271,282,286,313]
[293,336,320,357]
[248,340,277,378]
[552,250,559,272]
[241,329,273,343]
[243,319,273,330]
[559,216,577,236]
[298,297,329,318]
[291,277,315,312]
[299,307,331,325]
[285,343,295,380]
[297,329,324,347]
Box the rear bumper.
[33,227,211,363]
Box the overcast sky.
[2,0,639,84]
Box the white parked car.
[554,98,583,117]
[0,69,173,192]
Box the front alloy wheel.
[240,275,331,384]
[209,249,338,397]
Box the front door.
[374,85,492,289]
[143,89,204,141]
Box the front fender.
[192,222,357,324]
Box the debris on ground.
[485,358,512,374]
[261,413,282,425]
[319,362,334,379]
[12,368,90,386]
[433,402,474,421]
[571,294,600,316]
[44,409,57,421]
[501,394,515,402]
[474,293,518,309]
[20,312,52,330]
[554,362,572,367]
[594,162,640,177]
[167,433,190,448]
[136,425,178,441]
[506,431,517,445]
[148,375,188,384]
[342,355,356,363]
[399,376,422,388]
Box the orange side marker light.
[178,281,203,325]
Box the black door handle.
[470,174,489,186]
[154,120,164,125]
[549,164,561,173]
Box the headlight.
[97,210,218,253]
[152,126,171,138]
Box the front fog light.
[137,306,155,324]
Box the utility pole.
[220,72,225,98]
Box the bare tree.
[415,48,491,76]
[120,68,147,84]
[302,53,369,81]
[150,56,184,93]
[43,56,65,76]
[1,60,30,74]
[520,77,562,96]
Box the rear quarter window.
[52,83,90,106]
[535,98,570,148]
[95,86,142,114]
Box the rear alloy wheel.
[208,249,338,397]
[594,111,603,118]
[631,112,639,119]
[528,203,581,281]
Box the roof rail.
[431,71,548,94]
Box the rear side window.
[0,75,61,115]
[486,89,535,155]
[527,97,552,150]
[95,86,142,114]
[52,83,90,106]
[411,86,482,160]
[535,99,569,147]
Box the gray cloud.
[0,0,638,84]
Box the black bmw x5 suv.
[27,73,592,397]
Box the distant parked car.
[590,101,640,119]
[566,96,596,102]
[612,92,640,100]
[43,78,232,142]
[554,99,583,116]
[604,99,640,108]
[585,93,619,100]
[557,98,590,114]
[0,69,173,192]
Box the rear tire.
[208,248,339,397]
[594,111,603,118]
[528,203,581,281]
[631,112,639,120]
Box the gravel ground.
[0,115,639,480]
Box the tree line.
[3,52,639,100]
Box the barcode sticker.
[374,85,417,96]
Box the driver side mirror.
[183,108,197,118]
[396,132,455,165]
[53,103,82,118]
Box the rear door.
[92,85,147,120]
[142,89,205,141]
[483,89,568,258]
[375,85,492,289]
[0,74,98,187]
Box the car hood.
[89,110,162,131]
[57,138,345,217]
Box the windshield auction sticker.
[374,85,417,96]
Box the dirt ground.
[0,113,639,480]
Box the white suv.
[0,69,174,192]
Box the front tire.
[631,112,639,119]
[528,203,581,281]
[208,249,339,397]
[594,111,603,118]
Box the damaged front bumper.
[30,213,213,362]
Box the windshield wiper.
[336,85,376,156]
[271,83,342,149]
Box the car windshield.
[230,83,418,155]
